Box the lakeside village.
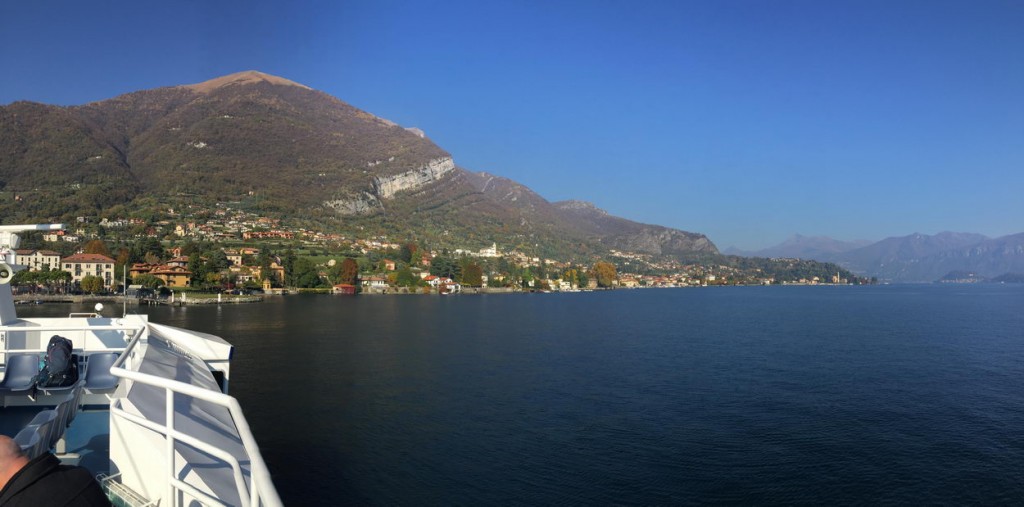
[8,204,863,303]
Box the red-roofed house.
[62,253,116,287]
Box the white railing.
[109,332,282,507]
[0,323,144,364]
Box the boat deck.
[0,403,111,476]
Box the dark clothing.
[0,453,109,506]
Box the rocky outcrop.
[324,192,381,215]
[372,157,455,199]
[607,228,718,256]
[325,157,456,215]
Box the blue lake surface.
[28,284,1024,505]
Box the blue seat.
[24,410,58,458]
[13,425,40,456]
[0,354,39,395]
[36,354,80,394]
[65,380,85,427]
[84,352,119,392]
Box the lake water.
[24,285,1024,505]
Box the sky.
[1,0,1021,250]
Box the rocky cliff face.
[325,157,456,215]
[552,200,719,256]
[372,157,455,199]
[607,228,718,256]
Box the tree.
[430,255,460,279]
[133,274,165,290]
[282,249,297,286]
[80,275,104,294]
[592,261,617,288]
[461,262,483,287]
[292,257,325,288]
[337,258,359,285]
[82,239,111,257]
[563,269,579,288]
[399,242,418,264]
[395,266,417,287]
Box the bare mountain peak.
[181,70,312,94]
[555,200,608,215]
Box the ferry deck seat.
[84,352,119,393]
[53,388,79,436]
[64,380,85,427]
[22,409,58,458]
[0,353,40,395]
[12,425,40,457]
[36,353,80,395]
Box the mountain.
[0,70,716,260]
[834,231,1024,282]
[728,234,871,260]
[551,200,716,257]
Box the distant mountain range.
[0,71,717,260]
[729,232,1024,282]
[724,234,872,259]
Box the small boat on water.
[0,224,281,506]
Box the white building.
[62,253,116,287]
[14,249,62,272]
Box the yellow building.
[62,253,116,288]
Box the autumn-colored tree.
[563,269,579,287]
[592,261,618,288]
[338,258,359,285]
[82,239,111,257]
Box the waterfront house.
[13,249,61,272]
[361,276,388,289]
[150,265,192,288]
[62,253,116,288]
[129,263,160,279]
[253,261,285,284]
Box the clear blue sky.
[1,0,1021,250]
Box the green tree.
[577,270,589,288]
[461,262,483,287]
[292,257,325,288]
[282,249,297,286]
[130,237,165,264]
[395,266,417,287]
[430,256,460,279]
[399,242,418,264]
[133,274,165,289]
[80,275,103,294]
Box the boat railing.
[108,330,282,507]
[0,322,145,365]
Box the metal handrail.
[110,343,281,506]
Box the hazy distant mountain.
[729,231,1024,282]
[834,231,1024,282]
[726,234,871,260]
[0,70,716,260]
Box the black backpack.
[36,335,78,388]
